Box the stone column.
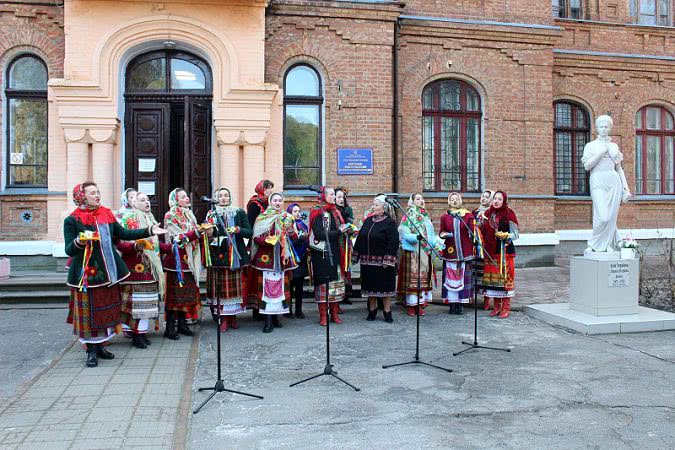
[90,128,118,208]
[64,129,90,206]
[219,143,241,205]
[243,144,265,202]
[92,142,115,207]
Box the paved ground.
[188,306,675,449]
[1,265,674,449]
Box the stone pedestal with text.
[570,256,639,316]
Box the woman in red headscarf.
[479,191,519,318]
[309,186,350,325]
[64,182,166,367]
[245,179,274,319]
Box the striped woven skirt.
[207,267,246,315]
[397,250,433,306]
[67,284,121,343]
[314,273,345,304]
[165,271,201,315]
[120,282,160,333]
[483,254,515,298]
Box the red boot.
[330,303,343,324]
[406,306,416,316]
[219,316,228,332]
[482,297,491,311]
[230,316,239,329]
[489,298,502,317]
[499,298,511,319]
[318,303,328,326]
[418,304,427,316]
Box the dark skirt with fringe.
[165,271,201,315]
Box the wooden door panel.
[124,102,170,220]
[184,98,212,222]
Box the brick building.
[1,0,674,267]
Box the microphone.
[384,196,399,206]
[307,185,322,193]
[200,196,218,204]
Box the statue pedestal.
[570,256,639,316]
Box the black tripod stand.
[290,211,360,391]
[382,198,452,373]
[452,215,510,357]
[194,220,263,414]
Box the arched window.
[554,101,590,195]
[125,50,211,93]
[5,55,48,187]
[283,64,323,189]
[635,105,675,194]
[422,79,481,192]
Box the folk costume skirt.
[120,282,160,334]
[442,261,474,304]
[397,250,433,306]
[482,254,515,298]
[207,267,246,315]
[68,284,121,344]
[259,270,290,315]
[165,271,201,315]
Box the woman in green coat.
[64,182,166,368]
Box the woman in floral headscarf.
[162,188,207,339]
[246,179,274,319]
[250,193,298,333]
[115,188,137,222]
[117,192,172,348]
[204,187,252,332]
[64,182,165,367]
[397,193,440,317]
[440,192,476,315]
[309,186,350,326]
[480,191,519,319]
[287,202,309,318]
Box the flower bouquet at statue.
[619,235,639,260]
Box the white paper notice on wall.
[138,181,156,196]
[608,261,630,287]
[10,153,24,165]
[138,158,156,173]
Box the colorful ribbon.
[173,239,184,287]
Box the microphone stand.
[290,211,360,391]
[382,198,452,374]
[452,213,511,357]
[194,209,263,414]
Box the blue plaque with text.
[337,148,373,175]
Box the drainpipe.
[392,19,400,193]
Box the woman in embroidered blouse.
[117,192,172,348]
[163,188,207,339]
[353,195,399,323]
[440,192,476,315]
[204,187,252,332]
[250,193,299,333]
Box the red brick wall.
[0,3,64,240]
[403,0,555,24]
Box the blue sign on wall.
[337,148,373,175]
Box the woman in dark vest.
[64,182,165,367]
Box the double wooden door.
[124,97,211,222]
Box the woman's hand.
[152,224,167,235]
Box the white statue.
[582,115,631,256]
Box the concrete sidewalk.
[0,333,196,449]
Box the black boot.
[177,312,195,337]
[252,308,264,321]
[366,308,377,321]
[164,311,180,340]
[96,344,115,360]
[293,278,305,318]
[142,334,151,346]
[272,315,283,328]
[263,315,273,333]
[86,344,98,368]
[295,298,305,319]
[456,304,464,315]
[383,310,393,323]
[131,333,147,349]
[448,304,454,314]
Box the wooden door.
[124,102,170,220]
[184,97,212,222]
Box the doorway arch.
[124,49,212,220]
